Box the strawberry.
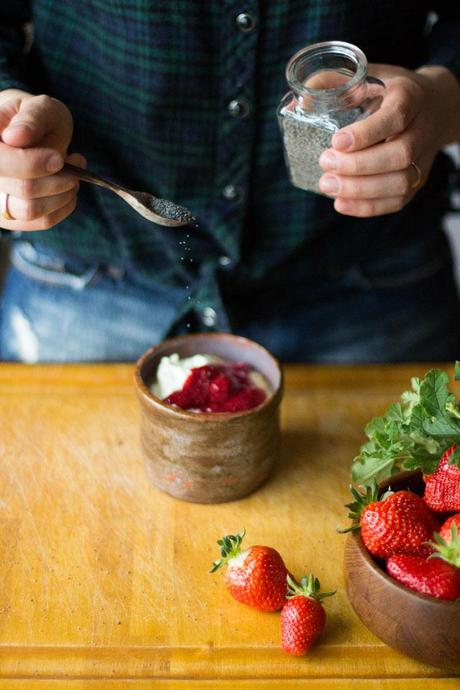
[439,513,460,542]
[210,530,289,611]
[343,484,439,559]
[387,519,460,600]
[386,553,460,601]
[429,522,460,569]
[423,445,460,512]
[280,574,335,656]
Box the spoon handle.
[63,163,129,194]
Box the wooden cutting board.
[0,363,458,688]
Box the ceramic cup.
[134,333,283,503]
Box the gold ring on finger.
[0,192,14,221]
[409,161,422,190]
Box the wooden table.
[0,363,459,689]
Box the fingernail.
[319,175,339,194]
[332,131,353,150]
[46,153,63,173]
[319,151,337,170]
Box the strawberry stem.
[337,482,380,533]
[286,573,335,602]
[209,529,246,573]
[428,524,460,569]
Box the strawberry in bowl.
[343,470,460,671]
[343,362,460,671]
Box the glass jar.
[277,41,385,194]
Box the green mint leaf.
[351,364,460,484]
[401,448,440,475]
[449,446,460,469]
[351,452,398,485]
[455,361,460,381]
[446,401,460,420]
[418,369,452,419]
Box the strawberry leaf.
[286,573,335,602]
[209,529,246,572]
[428,524,460,569]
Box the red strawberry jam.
[164,362,267,412]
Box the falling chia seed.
[179,232,195,328]
[279,106,362,193]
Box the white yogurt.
[151,353,224,399]
[151,352,272,400]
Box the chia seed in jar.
[277,41,384,194]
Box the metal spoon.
[63,163,194,227]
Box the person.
[0,2,459,363]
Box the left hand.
[318,64,460,217]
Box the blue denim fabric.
[1,238,460,363]
[0,243,192,362]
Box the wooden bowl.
[134,333,283,504]
[344,470,460,671]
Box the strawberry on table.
[280,574,335,656]
[342,484,439,559]
[210,530,289,611]
[424,445,460,513]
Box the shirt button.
[227,98,250,119]
[201,307,217,327]
[218,255,232,268]
[222,184,243,201]
[235,13,255,32]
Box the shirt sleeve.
[0,2,32,92]
[425,4,460,80]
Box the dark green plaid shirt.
[1,1,459,330]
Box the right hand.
[0,91,84,231]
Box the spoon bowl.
[63,163,194,227]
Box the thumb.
[2,95,58,148]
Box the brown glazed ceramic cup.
[134,333,283,503]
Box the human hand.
[0,91,85,230]
[318,65,460,217]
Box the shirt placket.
[192,1,259,330]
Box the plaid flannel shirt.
[0,1,459,330]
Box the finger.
[319,167,415,200]
[0,141,63,178]
[66,152,87,168]
[0,96,23,134]
[0,169,81,200]
[0,172,78,199]
[0,195,77,232]
[331,81,420,152]
[333,195,408,218]
[7,187,78,222]
[0,151,85,198]
[319,134,420,176]
[2,95,72,149]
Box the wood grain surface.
[0,362,458,688]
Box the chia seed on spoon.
[149,197,195,225]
